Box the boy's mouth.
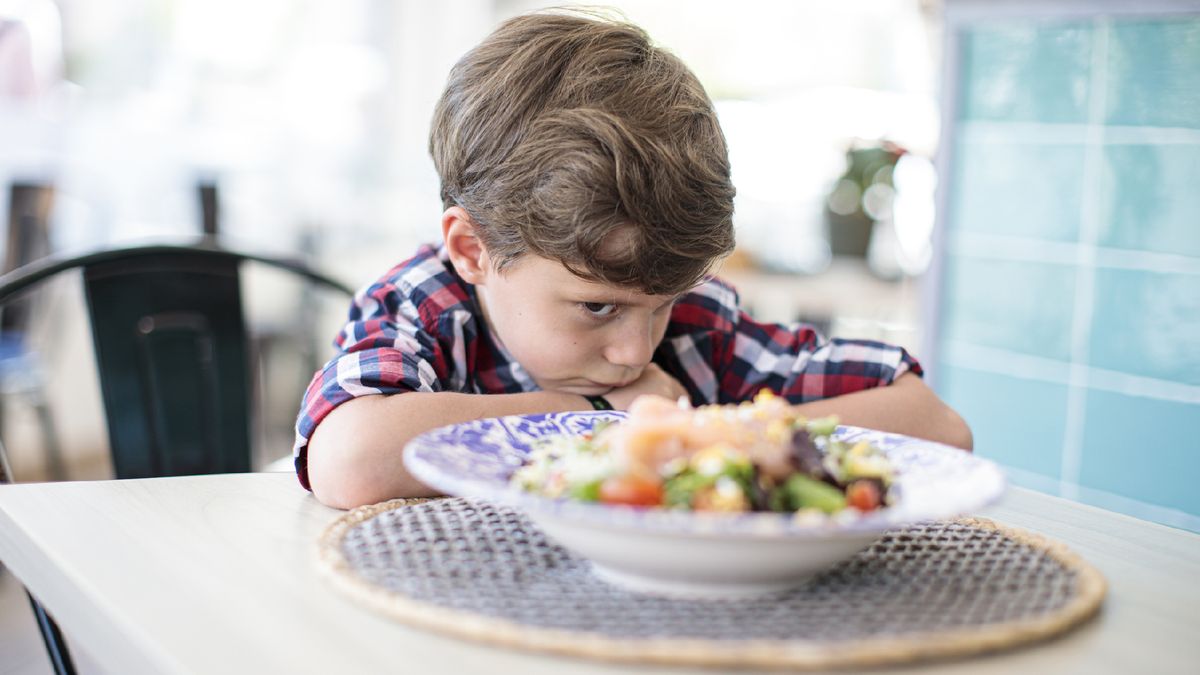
[552,374,638,395]
[547,380,612,396]
[583,378,634,391]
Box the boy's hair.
[429,10,735,296]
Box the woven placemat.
[316,498,1106,669]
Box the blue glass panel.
[1089,269,1200,386]
[952,139,1085,242]
[936,365,1066,479]
[959,23,1092,123]
[1098,144,1200,258]
[941,256,1077,362]
[1106,19,1200,129]
[1079,388,1200,515]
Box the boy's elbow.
[311,475,375,511]
[307,439,381,510]
[311,458,409,510]
[305,396,441,509]
[941,406,974,452]
[306,413,394,510]
[895,372,973,451]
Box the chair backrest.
[85,250,250,476]
[0,240,354,479]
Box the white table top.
[1,473,1198,674]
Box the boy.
[296,11,972,509]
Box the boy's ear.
[442,206,492,285]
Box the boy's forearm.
[307,391,590,509]
[308,374,970,509]
[791,373,973,451]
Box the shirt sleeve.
[292,278,449,490]
[661,278,922,405]
[717,312,923,403]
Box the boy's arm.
[789,372,973,451]
[307,363,687,509]
[664,281,970,450]
[307,390,584,509]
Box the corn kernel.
[691,444,733,476]
[766,419,790,445]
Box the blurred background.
[0,0,1196,532]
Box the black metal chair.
[0,238,353,673]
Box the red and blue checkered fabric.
[293,244,921,489]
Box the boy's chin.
[545,381,616,397]
[560,387,615,398]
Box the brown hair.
[429,9,735,296]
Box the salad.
[510,391,895,518]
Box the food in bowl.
[510,391,895,520]
[404,401,1005,597]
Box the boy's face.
[474,254,680,396]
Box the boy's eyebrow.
[565,290,683,309]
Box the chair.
[0,238,353,673]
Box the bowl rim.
[402,411,1007,540]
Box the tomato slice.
[598,474,664,507]
[846,480,882,511]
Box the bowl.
[403,411,1006,598]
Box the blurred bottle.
[825,141,905,260]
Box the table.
[1,473,1198,674]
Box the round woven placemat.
[316,498,1105,669]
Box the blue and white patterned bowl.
[403,411,1006,597]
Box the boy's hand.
[603,363,688,410]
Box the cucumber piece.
[569,479,603,502]
[805,416,840,438]
[784,474,847,514]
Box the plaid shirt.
[294,244,922,489]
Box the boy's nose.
[603,320,655,369]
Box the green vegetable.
[767,485,791,512]
[663,471,715,509]
[715,456,753,499]
[569,479,603,502]
[720,458,755,492]
[783,474,846,514]
[804,416,840,438]
[589,420,614,437]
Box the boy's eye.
[581,302,618,317]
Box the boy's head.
[429,10,736,297]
